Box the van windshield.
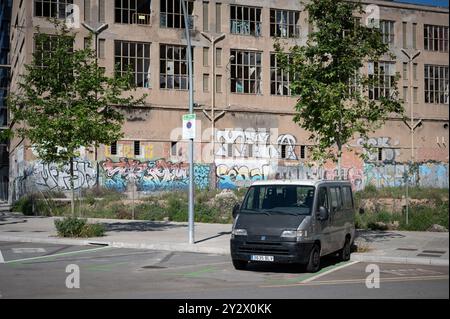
[241,185,315,215]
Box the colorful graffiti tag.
[101,158,210,192]
[216,161,271,189]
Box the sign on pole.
[182,114,196,140]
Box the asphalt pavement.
[0,241,448,299]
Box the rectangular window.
[413,87,418,103]
[34,34,73,69]
[368,61,396,101]
[230,5,262,37]
[215,2,221,33]
[413,63,418,81]
[84,37,91,49]
[84,0,90,21]
[270,9,300,38]
[424,64,449,104]
[134,141,141,156]
[402,62,408,80]
[230,49,262,94]
[270,52,292,96]
[98,39,105,59]
[377,148,383,161]
[402,22,407,48]
[379,20,395,46]
[34,0,73,19]
[412,23,417,49]
[171,141,177,156]
[203,47,209,67]
[215,48,222,67]
[99,0,105,22]
[114,40,151,88]
[341,186,353,209]
[216,74,222,93]
[160,44,193,90]
[111,142,118,155]
[300,145,306,159]
[203,1,209,31]
[203,73,209,92]
[424,24,449,53]
[160,0,194,29]
[115,0,152,25]
[403,86,408,102]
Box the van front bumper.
[230,238,314,264]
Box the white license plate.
[251,255,274,262]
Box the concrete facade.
[6,0,449,201]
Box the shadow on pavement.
[356,229,405,243]
[244,255,343,274]
[102,221,186,232]
[195,231,231,244]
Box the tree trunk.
[337,143,343,180]
[70,158,75,217]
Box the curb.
[351,253,449,266]
[0,235,229,255]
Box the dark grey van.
[230,180,356,272]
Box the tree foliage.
[275,0,403,164]
[8,20,146,164]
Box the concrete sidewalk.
[0,213,448,266]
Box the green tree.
[275,0,403,177]
[8,20,145,215]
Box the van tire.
[305,244,321,273]
[339,237,351,261]
[232,259,247,270]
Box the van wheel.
[305,244,321,273]
[339,237,351,261]
[232,259,247,270]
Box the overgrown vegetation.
[54,217,105,238]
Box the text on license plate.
[251,255,274,262]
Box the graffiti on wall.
[101,158,210,192]
[216,160,271,189]
[32,160,97,191]
[356,137,400,163]
[215,129,298,160]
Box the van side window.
[317,187,328,210]
[243,187,256,210]
[330,187,341,210]
[342,186,353,209]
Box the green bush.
[54,217,105,237]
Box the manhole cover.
[142,265,167,269]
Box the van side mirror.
[318,206,329,220]
[359,207,365,215]
[232,203,241,219]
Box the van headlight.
[232,229,248,238]
[281,230,308,240]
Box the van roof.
[250,179,352,187]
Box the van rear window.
[242,185,315,215]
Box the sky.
[394,0,449,7]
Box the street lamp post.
[401,48,421,225]
[181,0,195,244]
[81,22,108,189]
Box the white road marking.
[301,260,360,283]
[5,246,111,264]
[0,250,4,263]
[12,248,47,254]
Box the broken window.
[115,0,152,25]
[160,0,194,29]
[160,44,193,90]
[34,0,73,19]
[368,61,396,101]
[424,24,449,53]
[230,5,262,37]
[270,9,300,38]
[230,49,262,94]
[270,52,292,96]
[424,64,449,104]
[114,40,151,88]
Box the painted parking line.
[3,246,112,264]
[294,275,449,287]
[12,248,47,254]
[301,261,360,283]
[0,250,4,263]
